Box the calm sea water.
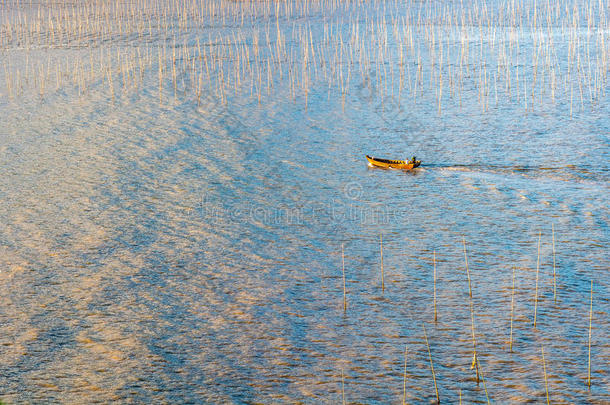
[1,1,608,403]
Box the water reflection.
[1,4,608,405]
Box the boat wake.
[425,163,609,183]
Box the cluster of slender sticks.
[340,228,595,403]
[1,0,608,114]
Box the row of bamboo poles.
[1,0,608,114]
[340,230,596,403]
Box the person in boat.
[409,156,417,164]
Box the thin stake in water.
[422,323,440,404]
[470,301,481,384]
[542,345,550,404]
[478,360,491,404]
[551,224,557,302]
[402,344,408,405]
[534,231,541,327]
[587,279,593,388]
[464,237,480,383]
[342,243,347,312]
[341,367,346,405]
[380,233,384,293]
[510,266,516,352]
[463,237,472,298]
[432,250,437,322]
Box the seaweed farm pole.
[341,367,346,405]
[342,243,347,312]
[463,237,479,382]
[479,361,491,405]
[542,345,550,404]
[551,224,557,302]
[380,233,385,293]
[463,237,472,298]
[402,344,408,405]
[509,265,516,352]
[534,231,541,328]
[158,49,163,104]
[432,250,437,322]
[422,323,440,404]
[470,298,481,384]
[587,279,593,387]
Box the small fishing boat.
[366,155,421,170]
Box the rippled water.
[1,1,609,403]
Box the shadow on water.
[366,165,421,176]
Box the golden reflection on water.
[1,0,609,403]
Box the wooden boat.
[366,155,421,169]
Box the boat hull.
[366,155,421,169]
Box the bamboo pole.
[534,231,541,327]
[380,233,384,293]
[509,266,516,352]
[341,367,346,405]
[402,344,408,405]
[470,298,481,384]
[341,243,347,312]
[587,279,593,387]
[463,237,472,299]
[479,360,491,404]
[542,345,550,404]
[422,323,440,404]
[432,250,437,322]
[551,224,557,302]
